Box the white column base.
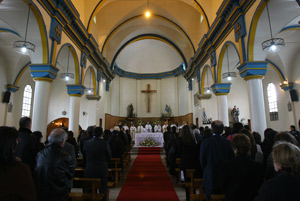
[69,96,81,138]
[217,95,229,126]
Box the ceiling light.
[261,0,285,52]
[60,48,74,81]
[145,11,151,18]
[13,4,35,54]
[222,46,236,82]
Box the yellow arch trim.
[69,47,80,85]
[23,0,49,63]
[82,67,97,95]
[201,65,214,94]
[248,0,269,61]
[14,64,30,86]
[217,46,227,83]
[268,63,285,83]
[102,14,195,53]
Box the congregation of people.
[163,121,300,201]
[1,116,300,201]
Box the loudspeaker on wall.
[290,89,299,102]
[2,91,11,103]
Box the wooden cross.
[141,84,157,113]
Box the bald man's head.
[211,120,224,135]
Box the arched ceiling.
[86,0,209,76]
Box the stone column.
[238,62,268,137]
[30,64,59,141]
[211,83,231,126]
[86,95,101,127]
[67,85,85,138]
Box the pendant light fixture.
[60,48,75,81]
[13,4,35,54]
[222,47,236,82]
[204,69,211,93]
[85,69,94,95]
[261,0,284,52]
[145,0,151,18]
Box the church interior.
[1,0,300,201]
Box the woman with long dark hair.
[0,126,37,201]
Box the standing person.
[255,142,300,201]
[177,125,197,201]
[130,123,136,141]
[221,135,264,201]
[32,131,45,151]
[15,117,39,174]
[162,121,168,133]
[289,125,300,137]
[137,123,143,133]
[83,127,111,201]
[154,122,161,132]
[35,128,75,201]
[200,120,234,201]
[145,122,152,132]
[122,123,129,132]
[0,126,37,201]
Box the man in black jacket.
[200,120,234,201]
[35,128,75,201]
[83,127,111,201]
[15,117,39,174]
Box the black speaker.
[2,91,11,103]
[290,89,299,102]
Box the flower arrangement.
[139,137,158,147]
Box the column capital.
[211,83,231,96]
[67,84,85,97]
[237,61,268,81]
[7,84,20,93]
[280,82,293,91]
[86,95,101,101]
[30,64,59,82]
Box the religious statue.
[231,105,240,123]
[127,103,134,118]
[165,105,172,117]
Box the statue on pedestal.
[127,103,134,118]
[231,105,240,123]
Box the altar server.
[123,123,129,131]
[137,123,143,133]
[154,123,162,133]
[145,122,152,132]
[130,123,136,140]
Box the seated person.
[255,142,300,201]
[221,134,264,201]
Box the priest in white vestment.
[162,122,168,133]
[123,123,129,131]
[114,123,120,131]
[130,124,136,140]
[145,122,152,133]
[137,123,143,133]
[154,123,161,133]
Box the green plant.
[139,137,158,147]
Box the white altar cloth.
[134,132,164,147]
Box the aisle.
[116,147,179,201]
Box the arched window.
[21,85,32,117]
[267,83,278,121]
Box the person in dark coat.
[67,130,79,157]
[163,126,172,164]
[200,120,234,201]
[176,125,197,201]
[83,127,111,201]
[109,130,125,169]
[80,126,94,167]
[255,142,300,201]
[0,126,37,201]
[35,128,75,201]
[32,131,45,151]
[221,134,264,201]
[15,117,39,174]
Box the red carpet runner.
[116,147,179,201]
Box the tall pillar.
[238,62,268,137]
[30,64,59,141]
[211,83,231,126]
[86,95,101,127]
[67,85,85,138]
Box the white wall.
[108,75,189,118]
[263,68,292,132]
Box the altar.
[134,132,164,147]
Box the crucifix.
[141,84,157,113]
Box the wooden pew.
[109,158,122,184]
[211,194,225,201]
[69,177,104,201]
[175,158,182,185]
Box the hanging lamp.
[204,69,211,93]
[85,69,94,95]
[222,47,236,81]
[13,4,35,54]
[145,0,151,18]
[261,0,284,52]
[60,48,75,81]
